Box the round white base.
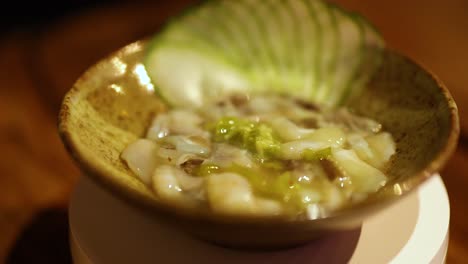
[69,174,449,264]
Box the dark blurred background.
[0,1,115,33]
[0,0,467,263]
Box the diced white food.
[168,109,208,136]
[206,172,283,215]
[269,117,314,141]
[325,186,344,210]
[307,204,325,220]
[348,133,374,162]
[280,127,345,159]
[176,169,204,191]
[348,132,396,169]
[298,189,321,204]
[175,153,203,166]
[146,113,170,140]
[206,172,255,215]
[156,147,180,165]
[305,127,346,147]
[152,165,204,203]
[163,135,210,156]
[147,110,209,139]
[152,165,183,202]
[280,140,327,159]
[255,197,283,216]
[156,147,203,166]
[207,143,255,168]
[366,132,396,168]
[121,139,158,184]
[332,149,386,193]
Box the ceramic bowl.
[59,40,459,249]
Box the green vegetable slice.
[246,0,285,90]
[218,0,270,85]
[240,0,279,88]
[201,1,253,70]
[145,0,385,108]
[290,0,320,95]
[305,0,333,100]
[179,4,244,67]
[324,5,362,106]
[277,0,310,92]
[345,14,385,103]
[145,47,250,108]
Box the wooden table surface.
[1,1,467,263]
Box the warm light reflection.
[111,58,127,76]
[298,175,310,182]
[109,84,124,94]
[133,64,155,92]
[124,42,143,53]
[307,204,321,220]
[393,184,403,195]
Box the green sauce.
[212,117,281,159]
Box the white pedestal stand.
[70,175,449,264]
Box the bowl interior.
[59,40,458,225]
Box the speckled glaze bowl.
[59,40,459,249]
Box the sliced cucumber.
[290,0,320,95]
[197,1,248,69]
[273,0,305,92]
[159,11,229,58]
[345,15,384,103]
[259,0,284,90]
[179,4,244,68]
[337,12,366,106]
[322,5,362,107]
[216,0,268,86]
[304,0,331,100]
[238,0,278,88]
[145,47,250,108]
[145,0,385,108]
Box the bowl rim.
[58,40,460,225]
